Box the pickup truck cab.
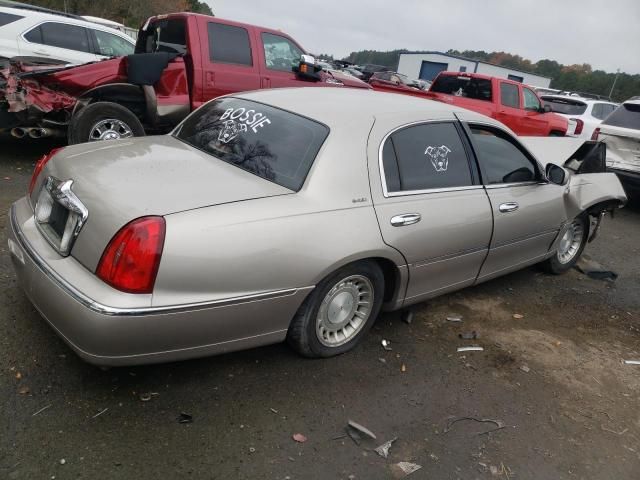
[0,12,369,144]
[426,72,568,137]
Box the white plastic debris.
[347,420,377,439]
[381,339,392,351]
[446,315,463,322]
[374,437,398,458]
[520,365,531,373]
[457,346,484,353]
[624,360,640,365]
[393,461,422,476]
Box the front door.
[369,117,493,305]
[464,123,567,282]
[520,86,548,136]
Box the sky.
[209,0,640,75]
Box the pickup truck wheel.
[287,261,384,358]
[543,214,588,274]
[68,102,145,145]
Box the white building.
[397,52,551,88]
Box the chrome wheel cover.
[89,119,133,141]
[557,219,585,264]
[316,275,374,347]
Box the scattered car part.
[457,347,484,353]
[375,437,398,458]
[391,462,422,477]
[347,420,377,440]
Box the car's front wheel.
[543,214,589,274]
[287,261,384,357]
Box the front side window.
[93,29,134,57]
[500,82,520,108]
[208,23,252,66]
[25,22,90,53]
[262,33,303,72]
[430,75,493,101]
[174,98,329,191]
[523,88,541,111]
[602,102,640,129]
[382,122,473,193]
[470,126,538,184]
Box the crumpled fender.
[563,172,627,220]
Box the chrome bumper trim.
[10,204,309,317]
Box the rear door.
[463,122,566,282]
[18,21,98,64]
[368,114,493,305]
[200,20,261,101]
[257,31,306,88]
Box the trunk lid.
[34,135,292,271]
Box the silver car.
[8,88,627,366]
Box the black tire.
[543,214,589,274]
[68,101,145,145]
[287,260,385,358]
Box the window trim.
[378,119,481,198]
[461,121,546,187]
[21,20,95,54]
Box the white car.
[594,97,640,199]
[0,4,135,65]
[541,95,618,140]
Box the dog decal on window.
[218,120,248,144]
[424,145,452,172]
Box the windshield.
[174,98,329,191]
[602,102,640,130]
[541,97,587,115]
[430,75,493,101]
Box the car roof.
[233,87,500,128]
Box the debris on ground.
[446,315,463,322]
[444,416,505,435]
[92,408,109,419]
[390,461,422,477]
[17,385,30,395]
[381,339,392,351]
[512,313,524,319]
[347,419,377,440]
[178,412,193,424]
[575,254,618,281]
[32,404,51,417]
[15,371,22,379]
[401,363,406,373]
[457,346,484,353]
[374,437,398,458]
[401,310,413,324]
[458,331,478,340]
[378,358,387,364]
[292,433,307,443]
[59,458,66,465]
[270,408,279,414]
[520,365,531,373]
[138,392,159,402]
[623,360,640,365]
[248,447,256,453]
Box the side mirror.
[546,163,567,185]
[294,54,321,81]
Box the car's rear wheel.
[68,102,145,145]
[287,261,384,357]
[543,214,589,274]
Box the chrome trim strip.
[413,246,488,268]
[384,185,484,198]
[485,181,543,189]
[11,204,309,317]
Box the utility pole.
[609,68,620,99]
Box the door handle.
[499,202,519,213]
[390,213,421,227]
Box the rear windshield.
[173,98,329,191]
[541,97,587,115]
[602,103,640,130]
[0,12,23,27]
[430,75,492,102]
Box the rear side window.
[430,75,493,102]
[382,122,473,193]
[500,82,520,108]
[0,12,23,27]
[25,22,90,52]
[470,126,537,184]
[173,98,329,191]
[141,19,186,54]
[208,23,252,66]
[602,103,640,129]
[542,97,587,115]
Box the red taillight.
[572,118,584,135]
[96,216,166,294]
[591,127,601,141]
[29,147,63,194]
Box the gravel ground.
[1,136,639,479]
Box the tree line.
[21,0,212,29]
[343,49,638,102]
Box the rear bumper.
[8,198,310,366]
[610,168,640,198]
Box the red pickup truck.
[0,13,368,144]
[425,72,567,136]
